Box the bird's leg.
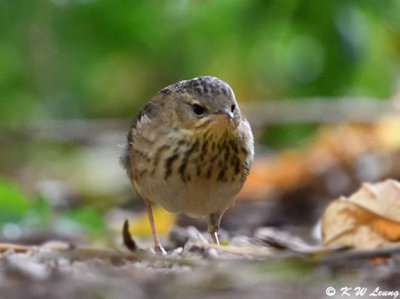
[208,213,221,245]
[144,199,166,255]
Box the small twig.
[245,97,393,129]
[0,98,396,144]
[37,246,201,266]
[122,219,137,252]
[0,243,33,253]
[0,242,197,266]
[318,245,400,264]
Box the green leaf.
[65,207,106,239]
[0,180,32,223]
[261,124,319,150]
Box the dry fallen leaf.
[321,179,400,249]
[238,117,400,202]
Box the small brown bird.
[121,76,254,254]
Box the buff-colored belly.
[134,174,243,217]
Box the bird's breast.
[131,121,253,216]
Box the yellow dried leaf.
[347,180,400,223]
[128,206,175,237]
[375,116,400,151]
[321,179,400,249]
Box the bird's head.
[156,76,242,132]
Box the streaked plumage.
[121,76,254,253]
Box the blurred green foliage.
[261,123,318,150]
[0,180,32,223]
[0,179,106,240]
[64,206,106,239]
[1,0,400,126]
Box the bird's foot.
[154,245,167,255]
[208,213,221,246]
[210,231,220,246]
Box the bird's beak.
[219,107,234,119]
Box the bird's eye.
[231,105,235,112]
[192,104,205,116]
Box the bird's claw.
[211,231,220,245]
[155,245,167,255]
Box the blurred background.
[1,0,400,247]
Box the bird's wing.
[120,101,159,178]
